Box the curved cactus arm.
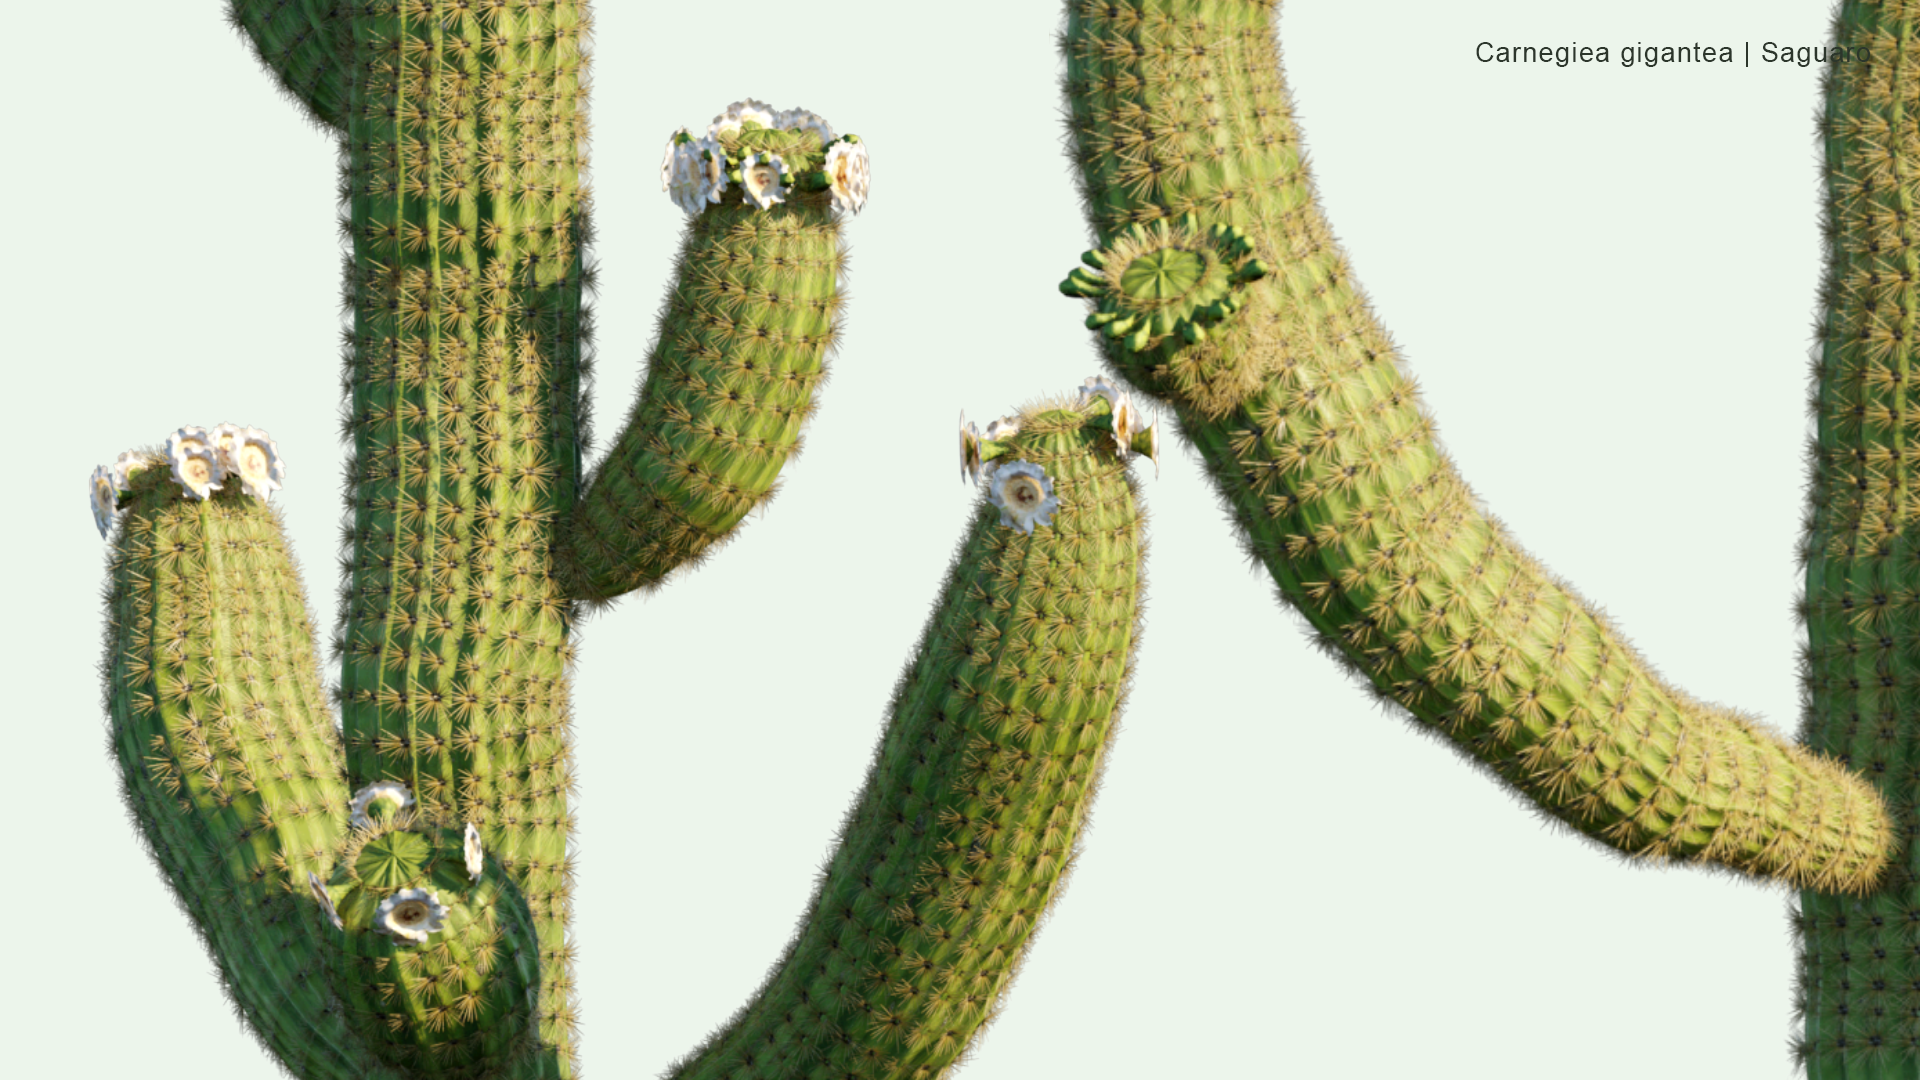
[100,453,395,1080]
[1057,0,1897,894]
[555,119,859,606]
[224,0,353,135]
[662,384,1146,1079]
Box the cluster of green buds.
[958,374,1162,534]
[1060,215,1270,351]
[87,423,286,538]
[660,98,871,216]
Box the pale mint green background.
[3,0,1841,1076]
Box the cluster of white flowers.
[349,780,414,830]
[88,424,287,538]
[374,888,449,945]
[660,99,869,216]
[165,424,286,502]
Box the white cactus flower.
[777,107,836,149]
[660,127,690,189]
[90,465,117,539]
[348,780,414,829]
[824,140,870,215]
[307,871,344,931]
[739,152,790,211]
[1141,413,1162,479]
[983,416,1021,442]
[1109,392,1137,459]
[708,98,779,140]
[464,822,484,881]
[110,449,148,493]
[1076,375,1117,410]
[373,888,448,944]
[663,132,728,215]
[225,427,287,502]
[987,460,1060,535]
[959,412,983,486]
[166,426,224,500]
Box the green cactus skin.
[226,0,354,134]
[1060,0,1918,1073]
[325,823,544,1076]
[1798,3,1920,1074]
[1062,0,1896,893]
[663,396,1144,1080]
[103,463,397,1080]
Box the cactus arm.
[102,466,394,1080]
[1794,2,1920,1072]
[224,0,353,134]
[1059,0,1898,893]
[554,195,844,605]
[662,393,1145,1079]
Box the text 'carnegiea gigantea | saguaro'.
[86,3,1173,1078]
[1055,0,1920,1075]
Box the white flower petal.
[166,426,224,500]
[739,152,790,211]
[373,887,448,944]
[824,140,870,215]
[230,427,287,502]
[349,781,414,830]
[464,823,484,882]
[708,98,779,140]
[307,871,344,931]
[110,450,148,493]
[90,466,116,539]
[778,107,837,149]
[986,460,1060,535]
[959,413,983,486]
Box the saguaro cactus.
[1057,0,1917,1074]
[89,3,1168,1077]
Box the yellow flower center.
[1005,476,1043,511]
[182,459,211,486]
[237,444,270,481]
[750,164,777,189]
[391,900,430,928]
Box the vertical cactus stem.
[664,388,1148,1080]
[1795,2,1920,1072]
[103,463,386,1079]
[1061,0,1896,893]
[337,2,590,1073]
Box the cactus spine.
[1057,0,1915,1073]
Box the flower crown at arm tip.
[663,100,869,216]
